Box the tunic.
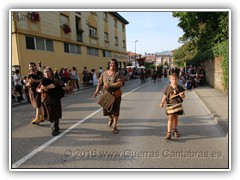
[41,77,62,122]
[27,71,43,108]
[163,84,185,115]
[98,70,124,116]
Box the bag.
[76,74,80,81]
[166,103,183,114]
[114,89,122,98]
[98,91,115,111]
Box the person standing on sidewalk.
[13,69,24,102]
[27,62,44,124]
[37,67,63,136]
[94,59,124,134]
[160,73,185,140]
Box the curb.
[193,89,228,137]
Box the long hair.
[43,66,54,77]
[107,59,119,71]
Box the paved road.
[11,78,229,169]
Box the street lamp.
[134,40,138,67]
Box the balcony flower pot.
[28,12,40,22]
[62,24,71,34]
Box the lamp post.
[134,40,138,67]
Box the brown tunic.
[98,70,124,116]
[163,84,185,115]
[27,71,43,108]
[41,77,62,123]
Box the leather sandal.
[107,119,113,127]
[164,132,171,140]
[173,128,180,137]
[113,127,118,134]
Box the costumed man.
[26,62,44,124]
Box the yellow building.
[11,11,129,79]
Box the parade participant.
[27,62,44,124]
[160,73,185,140]
[37,67,63,136]
[94,59,124,134]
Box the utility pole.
[135,40,138,67]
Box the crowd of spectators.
[178,65,205,90]
[12,63,206,104]
[12,65,102,104]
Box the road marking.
[12,80,152,169]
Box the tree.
[172,11,229,90]
[172,11,229,64]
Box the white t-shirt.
[13,74,22,86]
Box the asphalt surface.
[11,78,229,169]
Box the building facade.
[11,11,129,78]
[127,51,142,67]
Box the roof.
[110,12,129,24]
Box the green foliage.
[189,41,229,90]
[163,61,168,67]
[173,41,197,66]
[172,11,229,90]
[144,62,152,69]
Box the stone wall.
[201,57,226,92]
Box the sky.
[118,11,184,54]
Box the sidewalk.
[193,86,229,136]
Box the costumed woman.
[37,67,63,136]
[94,59,124,134]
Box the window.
[75,16,82,31]
[103,50,111,57]
[87,47,99,56]
[36,38,45,50]
[64,43,69,53]
[123,40,126,48]
[103,12,108,21]
[114,19,118,27]
[25,36,53,51]
[76,46,81,54]
[115,37,118,45]
[75,16,83,42]
[25,36,35,49]
[89,27,97,37]
[104,32,109,41]
[122,24,125,32]
[60,14,69,26]
[75,12,81,15]
[64,43,81,54]
[70,44,75,53]
[46,40,54,51]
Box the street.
[11,78,228,169]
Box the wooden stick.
[169,91,185,100]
